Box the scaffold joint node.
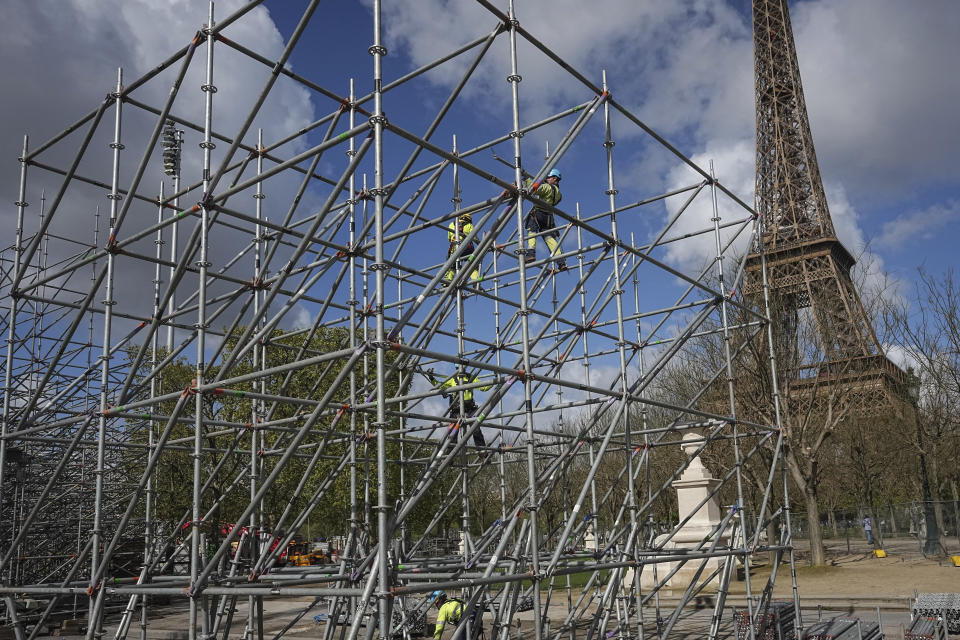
[506,74,522,84]
[367,45,387,57]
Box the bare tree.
[887,269,960,518]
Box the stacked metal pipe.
[904,616,947,640]
[912,592,960,634]
[802,617,882,640]
[735,601,796,640]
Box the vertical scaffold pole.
[757,218,801,631]
[370,1,393,636]
[341,78,361,635]
[708,160,756,638]
[0,136,29,546]
[452,133,472,564]
[504,2,544,638]
[89,67,124,640]
[139,183,165,640]
[249,128,266,640]
[191,6,216,639]
[600,70,641,640]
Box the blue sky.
[1,0,958,414]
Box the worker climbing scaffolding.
[444,212,480,286]
[422,368,491,452]
[524,168,567,272]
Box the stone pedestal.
[584,520,598,553]
[636,431,729,591]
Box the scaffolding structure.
[2,2,798,639]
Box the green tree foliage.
[125,326,448,547]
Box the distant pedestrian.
[862,516,873,545]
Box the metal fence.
[791,500,960,555]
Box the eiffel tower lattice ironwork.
[744,0,906,414]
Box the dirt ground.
[753,536,960,599]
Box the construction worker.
[524,168,566,271]
[424,369,490,450]
[445,212,480,284]
[430,590,466,640]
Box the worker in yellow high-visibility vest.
[524,168,566,271]
[424,369,491,451]
[430,591,468,640]
[445,212,480,284]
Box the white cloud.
[372,0,752,139]
[875,200,960,251]
[792,0,960,199]
[1,0,319,348]
[661,139,756,274]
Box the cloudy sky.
[1,0,958,399]
[4,0,958,276]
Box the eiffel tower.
[744,0,907,415]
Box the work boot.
[524,254,536,265]
[556,260,568,272]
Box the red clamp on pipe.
[105,234,122,255]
